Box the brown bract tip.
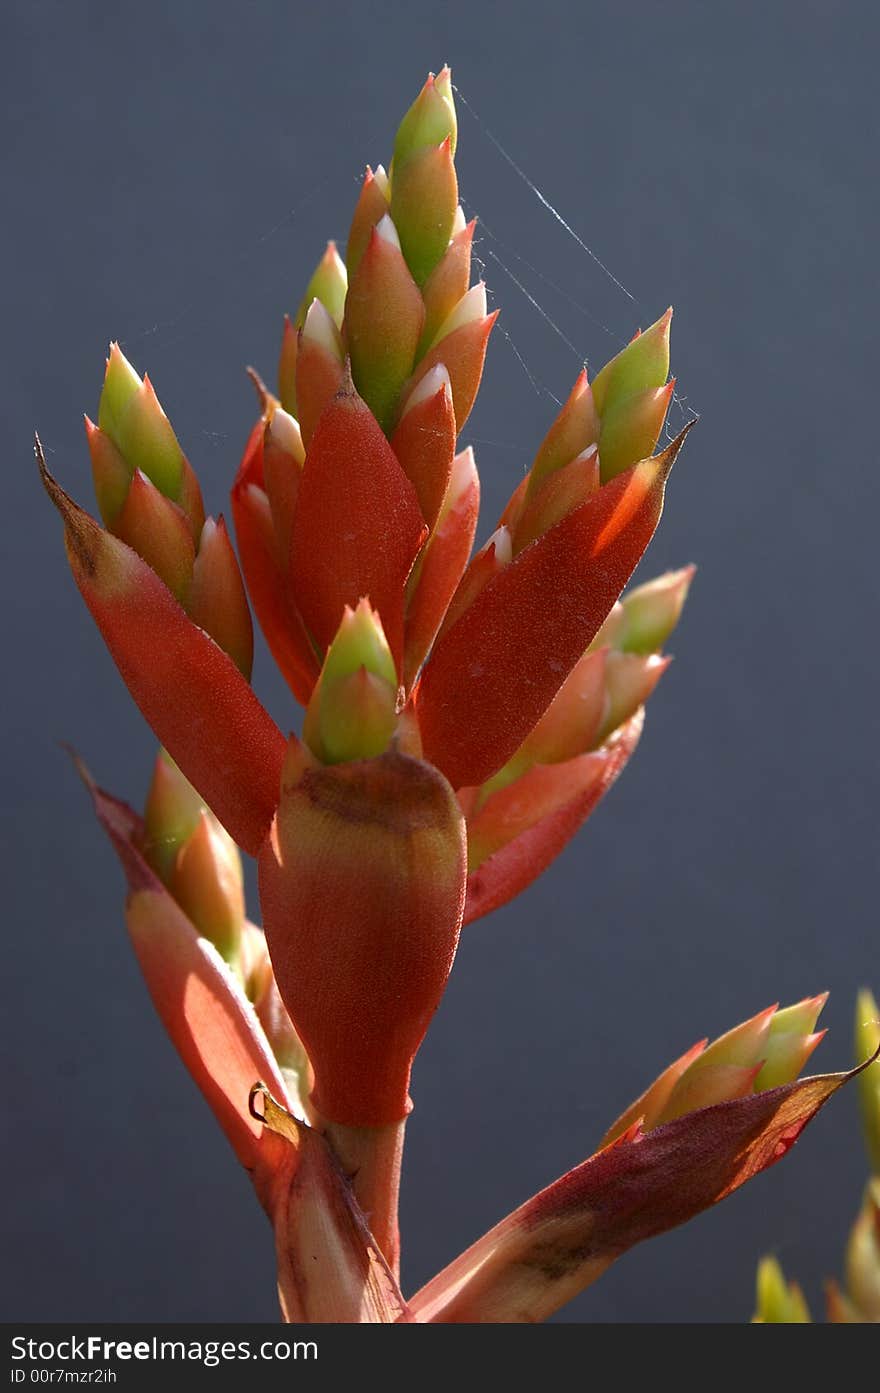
[245,366,274,417]
[35,433,101,577]
[656,418,697,483]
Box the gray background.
[3,1,877,1323]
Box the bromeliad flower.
[38,67,865,1322]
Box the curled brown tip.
[249,1081,269,1122]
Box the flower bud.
[390,137,458,287]
[142,749,203,881]
[407,305,498,432]
[610,566,696,655]
[426,281,487,351]
[112,468,195,601]
[168,809,245,962]
[277,243,348,419]
[845,1178,880,1320]
[753,1257,811,1323]
[403,445,480,689]
[261,402,304,559]
[529,370,600,492]
[590,309,672,418]
[602,997,828,1143]
[597,651,670,744]
[344,215,425,432]
[258,742,467,1126]
[438,524,512,637]
[393,67,457,170]
[293,240,348,330]
[303,599,400,765]
[188,517,254,679]
[512,446,600,552]
[295,299,345,446]
[598,380,675,481]
[141,751,245,964]
[420,216,475,353]
[754,992,827,1091]
[97,344,186,502]
[478,649,608,799]
[346,164,391,278]
[391,363,456,529]
[855,988,880,1173]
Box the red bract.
[39,66,856,1324]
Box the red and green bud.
[276,243,348,419]
[344,215,425,432]
[528,370,600,495]
[601,996,828,1144]
[142,749,204,881]
[295,298,346,447]
[188,517,254,678]
[346,165,390,278]
[404,445,480,690]
[593,565,695,655]
[755,993,828,1091]
[406,296,498,433]
[261,403,304,560]
[590,311,674,483]
[390,135,458,288]
[142,751,245,964]
[512,447,600,552]
[437,524,512,639]
[597,651,670,743]
[392,67,457,170]
[230,420,321,706]
[303,600,400,765]
[598,380,675,481]
[844,1179,880,1321]
[293,240,347,331]
[590,309,672,418]
[111,466,195,602]
[391,363,456,530]
[855,988,880,1174]
[96,343,189,505]
[463,714,642,925]
[84,347,253,674]
[419,213,475,354]
[167,810,244,963]
[258,742,467,1126]
[753,1257,811,1323]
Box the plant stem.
[321,1116,406,1279]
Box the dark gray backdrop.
[3,1,877,1323]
